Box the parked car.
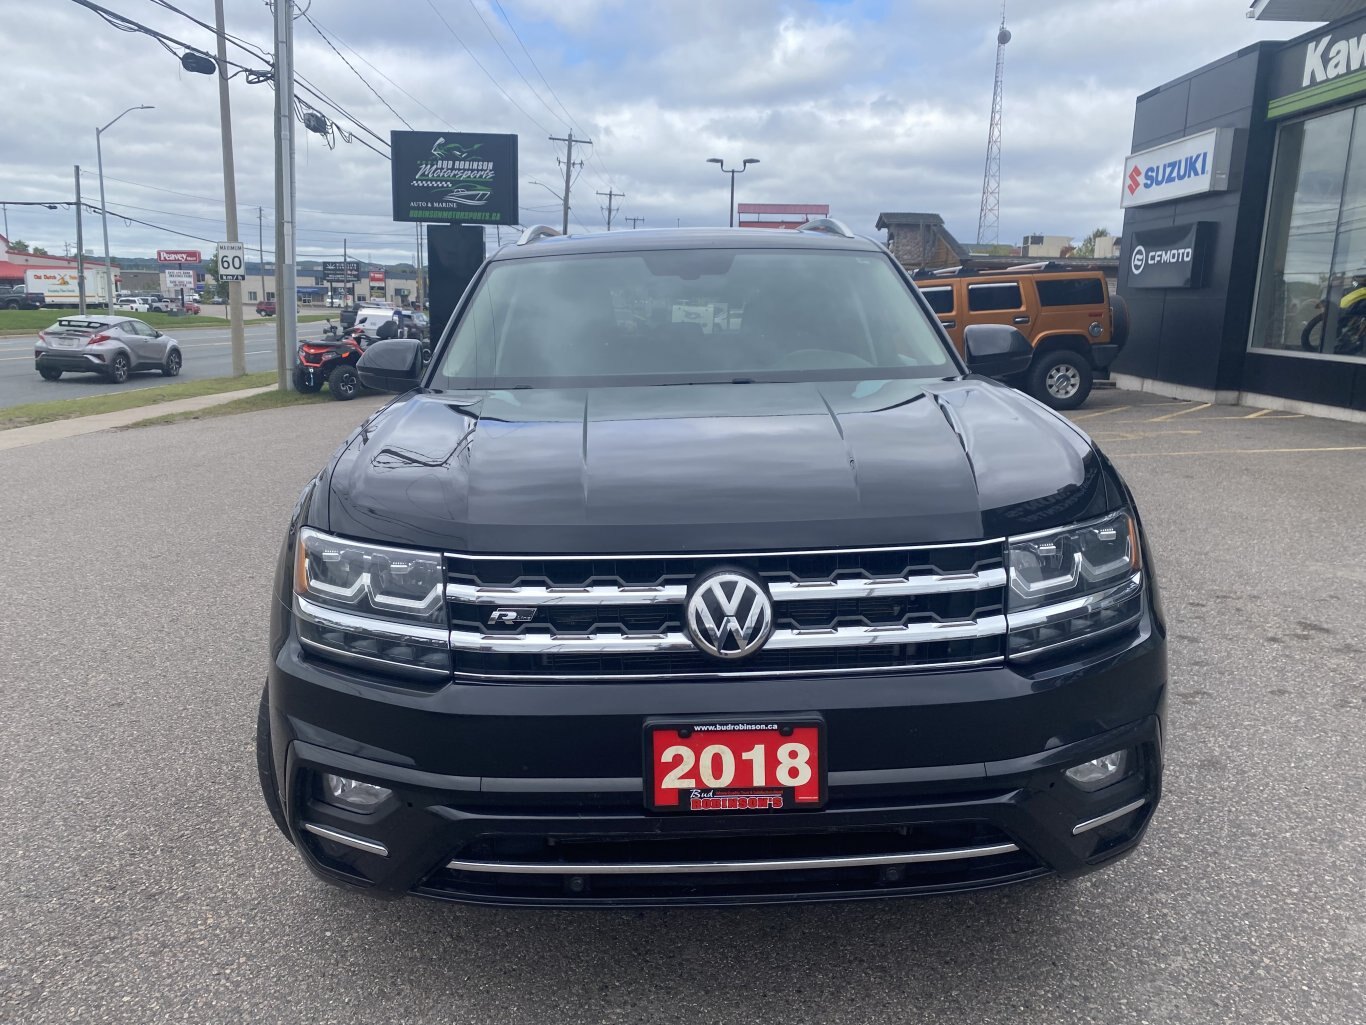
[912,264,1129,409]
[114,297,151,313]
[258,221,1166,907]
[133,294,174,313]
[350,306,429,342]
[35,315,182,382]
[256,299,277,316]
[180,296,201,314]
[1,285,45,309]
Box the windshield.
[430,248,957,388]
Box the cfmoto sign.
[1126,223,1213,290]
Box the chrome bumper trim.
[445,841,1020,876]
[1072,797,1147,836]
[449,615,1007,654]
[300,822,389,857]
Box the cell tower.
[976,2,1010,246]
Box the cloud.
[0,0,1297,263]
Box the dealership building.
[1115,0,1366,420]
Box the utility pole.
[549,130,590,234]
[624,216,645,230]
[74,166,87,315]
[272,0,297,391]
[213,0,246,376]
[596,188,623,230]
[258,206,265,304]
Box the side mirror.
[357,338,423,393]
[964,324,1034,380]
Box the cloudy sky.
[1,0,1300,265]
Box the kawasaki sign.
[1121,129,1232,209]
[1125,222,1214,290]
[1269,14,1366,119]
[390,131,518,225]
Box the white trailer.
[24,268,112,308]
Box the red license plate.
[646,719,826,813]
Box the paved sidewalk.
[0,385,276,452]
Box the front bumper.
[266,617,1166,907]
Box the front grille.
[446,540,1007,679]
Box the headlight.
[1005,511,1143,658]
[293,527,449,675]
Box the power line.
[421,0,555,137]
[296,6,413,130]
[464,0,568,132]
[305,15,457,130]
[489,0,616,189]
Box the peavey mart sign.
[1121,129,1232,209]
[390,131,518,225]
[1269,14,1366,119]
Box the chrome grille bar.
[449,615,1006,654]
[445,841,1021,875]
[445,567,1007,606]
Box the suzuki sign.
[1120,129,1232,208]
[157,249,201,264]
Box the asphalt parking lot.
[1,388,1363,1025]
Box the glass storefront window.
[1251,106,1358,358]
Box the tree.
[31,245,48,256]
[9,240,28,254]
[1073,227,1111,259]
[204,247,227,301]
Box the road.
[0,318,339,410]
[0,389,1363,1024]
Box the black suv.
[259,222,1166,907]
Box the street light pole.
[96,105,154,310]
[706,157,760,228]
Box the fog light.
[1064,750,1128,791]
[322,773,392,811]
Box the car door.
[124,320,160,365]
[917,284,962,356]
[964,279,1035,341]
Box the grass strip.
[126,387,332,427]
[0,371,278,431]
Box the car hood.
[326,378,1112,554]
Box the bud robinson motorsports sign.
[390,131,518,225]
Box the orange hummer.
[913,263,1129,409]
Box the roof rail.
[516,224,563,246]
[797,217,855,239]
[1004,260,1062,272]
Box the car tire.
[329,365,360,401]
[161,348,182,377]
[3,300,19,310]
[109,353,131,384]
[38,366,63,381]
[1028,350,1092,410]
[256,685,293,843]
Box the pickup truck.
[1,285,45,310]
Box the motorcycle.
[293,320,366,401]
[1300,277,1366,355]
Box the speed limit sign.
[216,241,246,281]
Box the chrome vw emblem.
[685,571,774,659]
